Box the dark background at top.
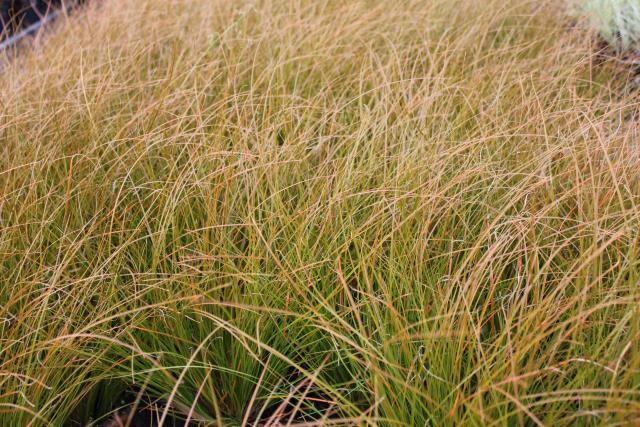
[1,1,63,39]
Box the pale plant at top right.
[582,0,640,53]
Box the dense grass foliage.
[1,0,640,425]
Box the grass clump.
[1,0,640,425]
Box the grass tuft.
[1,0,640,425]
